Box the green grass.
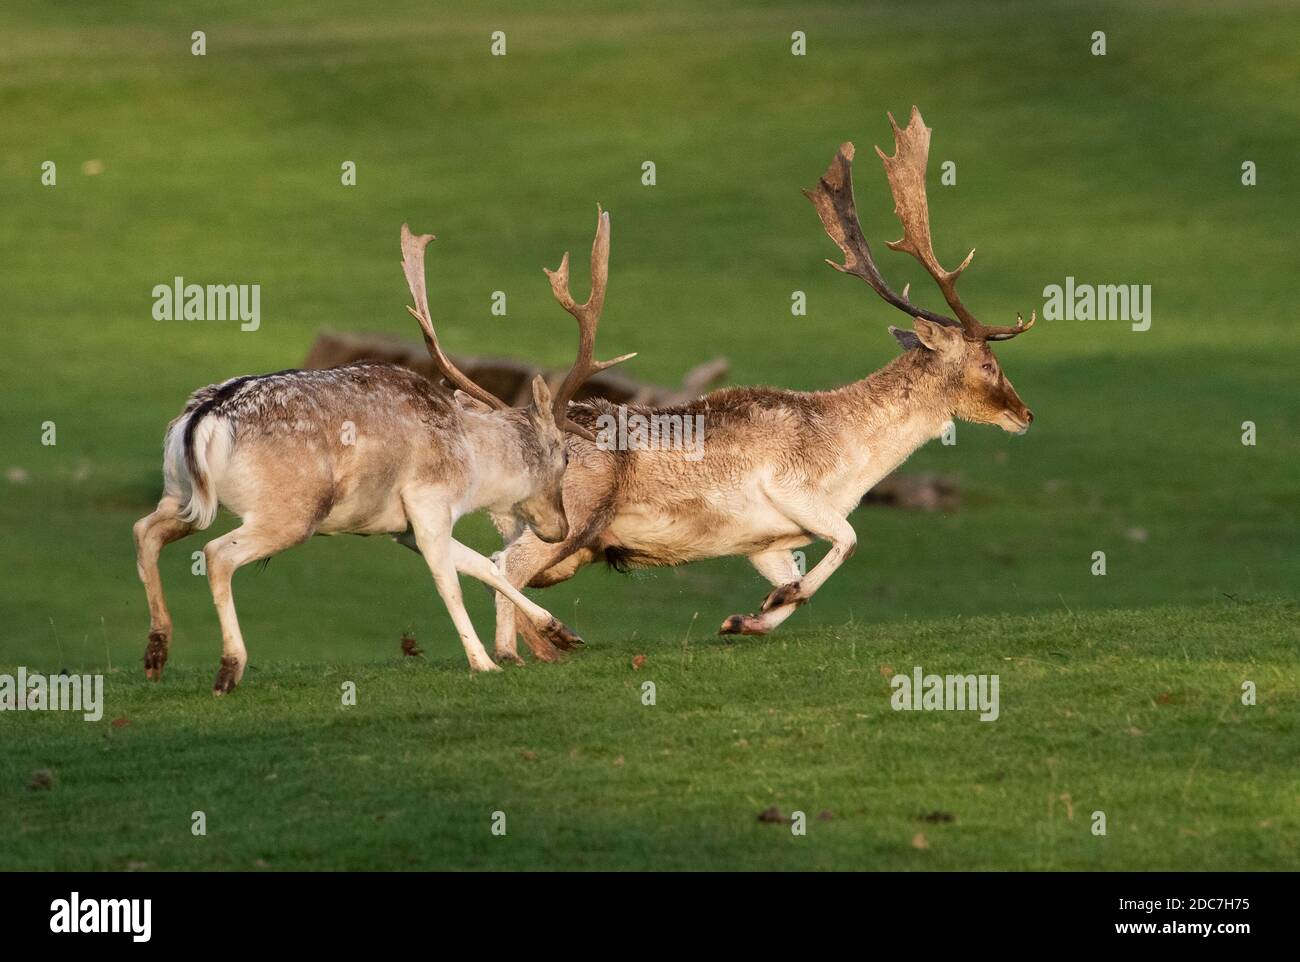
[0,0,1297,869]
[4,602,1296,870]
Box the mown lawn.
[0,0,1296,869]
[3,602,1296,871]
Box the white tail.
[164,410,226,530]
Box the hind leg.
[133,496,196,681]
[204,520,313,694]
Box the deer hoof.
[144,631,169,681]
[212,656,243,695]
[494,650,526,667]
[539,619,584,651]
[761,581,805,612]
[719,614,769,636]
[470,658,503,673]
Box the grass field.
[1,0,1297,870]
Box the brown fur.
[493,329,1032,661]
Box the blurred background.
[1,0,1296,671]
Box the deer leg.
[394,522,581,666]
[494,530,598,664]
[450,540,583,658]
[404,501,500,673]
[719,549,803,636]
[133,496,197,681]
[752,549,804,603]
[493,536,535,666]
[720,505,856,636]
[511,547,598,661]
[204,521,312,694]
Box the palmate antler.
[804,106,1035,342]
[401,225,511,412]
[401,213,634,438]
[544,206,637,440]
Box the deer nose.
[1024,408,1035,424]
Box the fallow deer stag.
[133,208,632,690]
[489,107,1036,663]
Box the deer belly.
[316,488,408,535]
[605,499,809,564]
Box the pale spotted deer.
[133,209,633,690]
[489,107,1036,663]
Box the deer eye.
[981,362,995,374]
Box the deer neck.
[834,349,956,479]
[460,410,540,514]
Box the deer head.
[399,209,634,541]
[804,107,1035,434]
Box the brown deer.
[133,209,632,690]
[488,107,1036,664]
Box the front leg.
[449,540,584,655]
[719,549,802,636]
[720,500,856,637]
[404,495,500,673]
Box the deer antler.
[545,206,637,439]
[805,107,1035,342]
[400,225,510,411]
[804,142,957,329]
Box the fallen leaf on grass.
[28,769,54,791]
[111,716,130,729]
[632,654,646,670]
[400,635,423,657]
[911,832,929,850]
[1058,793,1074,820]
[757,805,788,824]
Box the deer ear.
[529,374,557,425]
[911,317,964,355]
[889,326,923,351]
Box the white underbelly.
[606,485,814,563]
